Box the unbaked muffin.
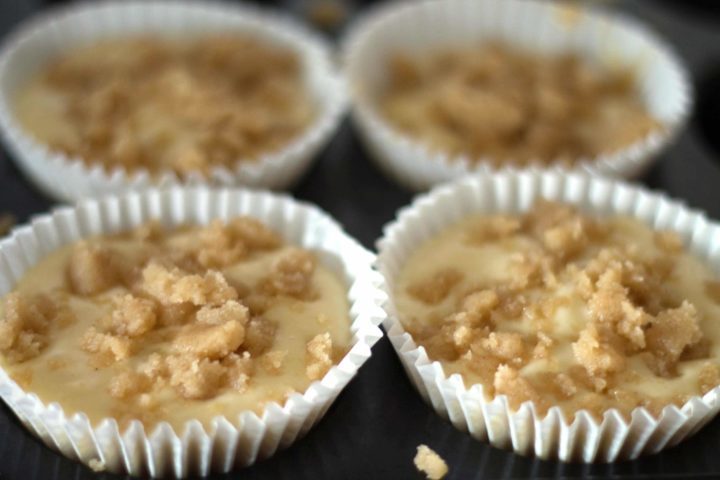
[14,35,315,178]
[0,217,350,430]
[379,43,660,167]
[393,200,720,420]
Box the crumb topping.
[0,217,350,428]
[263,247,317,298]
[306,332,334,381]
[414,445,448,480]
[140,262,238,306]
[397,200,720,419]
[67,242,122,295]
[16,36,315,177]
[380,43,659,166]
[0,293,60,362]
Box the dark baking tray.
[1,0,720,478]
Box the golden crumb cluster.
[414,445,448,480]
[379,43,659,166]
[0,217,350,429]
[396,200,720,419]
[15,35,315,176]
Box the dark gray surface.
[1,0,720,479]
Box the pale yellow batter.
[395,201,720,420]
[0,219,350,431]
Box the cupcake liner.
[0,0,347,201]
[376,169,720,462]
[0,186,385,477]
[343,0,692,191]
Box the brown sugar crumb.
[194,220,247,269]
[140,262,237,306]
[533,332,553,359]
[108,294,157,337]
[480,332,524,363]
[244,316,278,356]
[586,265,651,350]
[414,445,448,480]
[408,268,463,305]
[172,301,248,359]
[460,289,499,324]
[80,327,132,362]
[109,370,151,399]
[222,352,253,392]
[451,324,473,352]
[306,332,333,381]
[645,301,702,376]
[264,248,316,297]
[230,217,282,250]
[260,350,287,374]
[699,363,720,395]
[159,351,253,400]
[572,324,624,383]
[137,353,168,380]
[0,292,56,363]
[542,218,587,259]
[166,355,228,400]
[66,242,121,295]
[493,365,546,411]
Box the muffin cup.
[343,0,692,191]
[0,186,385,477]
[0,0,347,201]
[376,169,720,462]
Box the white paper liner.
[0,186,385,476]
[0,0,347,201]
[376,169,720,462]
[343,0,692,191]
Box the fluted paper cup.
[0,0,347,201]
[344,0,692,190]
[0,186,385,477]
[376,170,720,462]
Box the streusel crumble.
[14,35,314,176]
[0,218,350,429]
[379,43,659,166]
[394,200,720,419]
[414,445,448,480]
